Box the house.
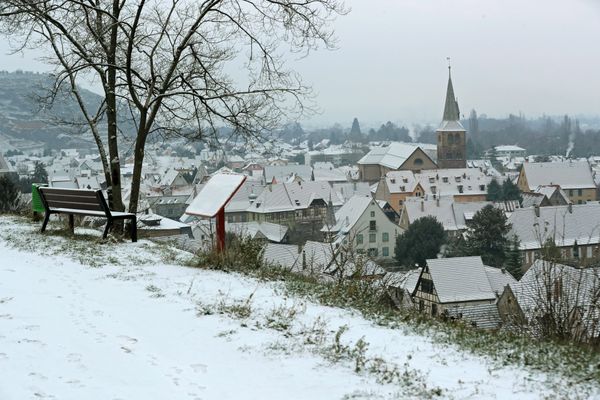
[493,145,526,159]
[321,195,403,260]
[413,256,517,328]
[263,165,313,184]
[503,259,600,341]
[517,161,597,204]
[313,162,350,184]
[375,168,493,214]
[508,203,600,270]
[358,142,437,183]
[262,243,301,271]
[532,185,570,206]
[399,198,518,234]
[227,221,289,243]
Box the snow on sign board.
[185,173,246,217]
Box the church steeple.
[442,66,460,122]
[436,62,466,169]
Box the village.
[2,70,599,342]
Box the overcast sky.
[2,0,600,128]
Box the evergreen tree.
[504,234,523,280]
[0,176,19,213]
[501,179,522,203]
[349,118,364,143]
[350,117,361,135]
[486,178,502,201]
[32,162,48,184]
[464,205,511,267]
[395,216,446,268]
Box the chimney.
[436,197,440,207]
[568,202,573,213]
[534,204,540,217]
[421,200,424,212]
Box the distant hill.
[0,70,131,152]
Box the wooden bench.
[38,187,137,242]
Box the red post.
[216,207,225,252]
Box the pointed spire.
[442,64,460,122]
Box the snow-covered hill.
[0,216,596,399]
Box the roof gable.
[426,256,496,303]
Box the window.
[370,211,375,218]
[382,247,389,257]
[458,185,464,193]
[420,279,434,294]
[479,185,485,191]
[414,158,424,166]
[367,248,378,257]
[399,200,404,206]
[442,177,449,183]
[369,233,376,243]
[369,220,377,231]
[356,234,363,245]
[382,232,389,242]
[431,304,438,317]
[419,300,424,312]
[578,200,583,204]
[578,189,583,196]
[569,189,574,196]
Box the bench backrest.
[39,187,109,215]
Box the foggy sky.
[2,0,600,128]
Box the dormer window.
[442,177,449,183]
[455,176,461,183]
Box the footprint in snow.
[190,363,208,374]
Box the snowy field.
[0,216,597,400]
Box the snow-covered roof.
[484,266,517,295]
[522,161,595,190]
[251,181,344,214]
[403,197,458,231]
[437,120,465,132]
[228,221,288,243]
[262,243,300,270]
[358,142,436,170]
[511,259,600,338]
[508,204,600,250]
[495,145,525,152]
[263,165,312,183]
[324,195,373,234]
[426,256,496,303]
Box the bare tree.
[513,258,600,343]
[1,0,347,221]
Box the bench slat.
[40,188,99,197]
[44,193,102,204]
[50,208,107,217]
[46,201,105,212]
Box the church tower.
[436,66,466,169]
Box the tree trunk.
[128,130,148,215]
[105,0,123,212]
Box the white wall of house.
[348,201,402,260]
